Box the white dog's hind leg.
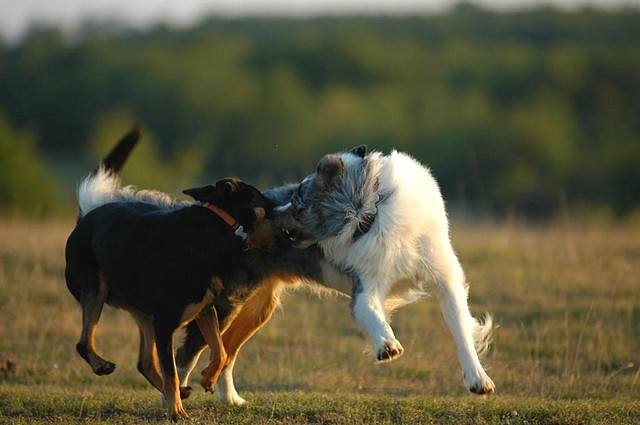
[215,356,246,405]
[434,255,495,394]
[351,279,404,362]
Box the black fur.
[66,202,246,318]
[99,126,141,175]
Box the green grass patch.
[2,386,639,424]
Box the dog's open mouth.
[279,227,318,249]
[281,227,299,243]
[280,227,305,244]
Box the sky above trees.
[1,0,637,43]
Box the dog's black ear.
[316,154,344,189]
[214,178,241,197]
[182,185,216,202]
[349,145,367,158]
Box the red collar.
[204,203,240,231]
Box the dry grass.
[1,217,639,423]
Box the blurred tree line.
[1,3,639,218]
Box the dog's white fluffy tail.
[78,168,122,217]
[473,313,495,358]
[77,168,177,218]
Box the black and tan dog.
[65,129,289,420]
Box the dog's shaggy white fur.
[277,148,495,394]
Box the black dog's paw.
[95,362,116,376]
[179,386,193,400]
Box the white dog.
[273,146,495,394]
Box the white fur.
[319,150,495,394]
[77,167,187,218]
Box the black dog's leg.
[175,320,207,393]
[129,311,164,393]
[70,270,116,376]
[154,321,188,421]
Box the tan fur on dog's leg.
[218,279,281,372]
[164,374,188,421]
[221,279,281,359]
[214,279,282,405]
[196,307,227,392]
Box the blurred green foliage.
[0,116,59,214]
[1,4,639,217]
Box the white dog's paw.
[221,392,247,406]
[464,370,495,395]
[216,385,247,406]
[376,339,405,363]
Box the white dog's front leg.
[351,281,404,362]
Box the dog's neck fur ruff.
[350,153,394,241]
[203,203,248,241]
[351,178,394,241]
[352,177,379,240]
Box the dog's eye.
[292,197,301,210]
[291,193,301,207]
[290,195,305,216]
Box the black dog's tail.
[93,126,141,177]
[76,127,141,222]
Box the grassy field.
[0,217,638,424]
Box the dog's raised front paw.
[376,339,404,363]
[200,366,220,393]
